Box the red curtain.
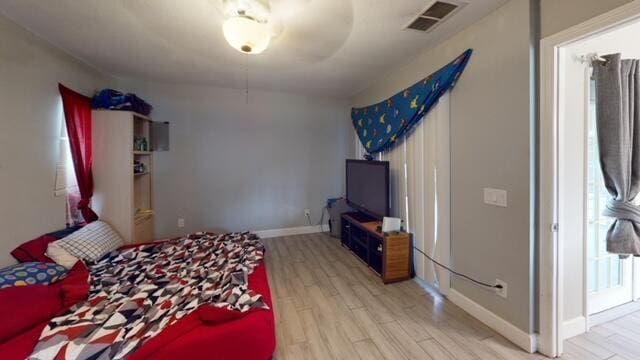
[59,84,98,223]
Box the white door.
[586,79,637,315]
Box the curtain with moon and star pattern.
[351,49,472,155]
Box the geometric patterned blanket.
[29,232,267,360]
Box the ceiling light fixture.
[222,0,272,54]
[223,15,271,54]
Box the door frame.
[539,1,640,357]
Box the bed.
[0,232,276,360]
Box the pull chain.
[245,54,249,104]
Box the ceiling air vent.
[407,17,439,32]
[406,1,466,33]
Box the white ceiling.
[0,0,507,98]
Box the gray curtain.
[593,53,640,256]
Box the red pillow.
[10,235,57,263]
[0,285,62,343]
[0,261,90,344]
[59,261,90,307]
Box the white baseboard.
[254,224,330,238]
[563,316,586,340]
[447,289,537,353]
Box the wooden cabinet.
[341,212,412,283]
[92,110,154,244]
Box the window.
[54,109,83,225]
[587,79,621,293]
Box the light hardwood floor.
[562,312,640,360]
[263,232,548,360]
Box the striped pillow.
[57,221,124,262]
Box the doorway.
[539,1,640,357]
[585,76,637,316]
[555,21,640,338]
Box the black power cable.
[412,246,503,290]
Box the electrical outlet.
[177,218,185,228]
[495,279,508,298]
[304,209,311,217]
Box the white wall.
[117,80,352,238]
[0,9,351,264]
[0,14,111,267]
[353,0,534,332]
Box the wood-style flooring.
[562,312,640,360]
[263,232,548,360]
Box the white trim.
[562,316,587,340]
[539,1,640,357]
[539,33,560,358]
[447,289,537,353]
[581,65,591,341]
[254,224,330,238]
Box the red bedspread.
[0,260,275,360]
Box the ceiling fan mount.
[223,0,270,23]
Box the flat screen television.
[346,159,389,219]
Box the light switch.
[484,188,507,207]
[495,190,507,207]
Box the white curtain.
[354,132,367,160]
[354,132,383,161]
[382,139,407,222]
[361,94,451,293]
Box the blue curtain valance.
[352,49,472,154]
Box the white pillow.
[57,220,125,261]
[46,241,79,269]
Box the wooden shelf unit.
[341,212,413,283]
[92,110,155,244]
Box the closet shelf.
[134,209,154,224]
[93,110,155,244]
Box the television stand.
[340,212,413,283]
